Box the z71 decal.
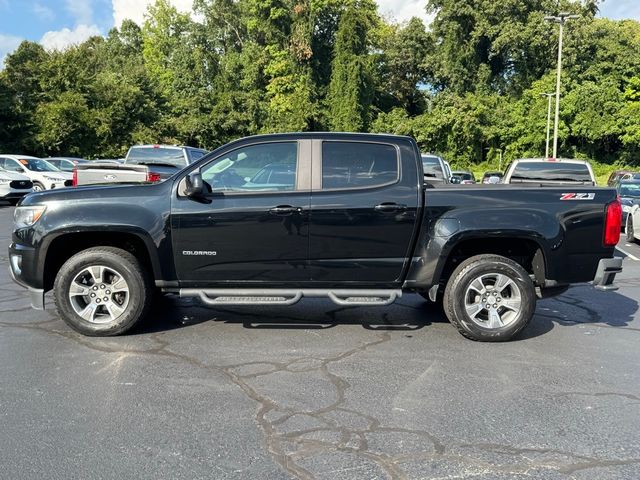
[560,193,596,201]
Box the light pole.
[485,148,503,171]
[544,12,579,159]
[540,93,554,158]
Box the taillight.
[603,197,622,247]
[146,172,161,182]
[72,167,78,186]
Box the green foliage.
[0,0,638,175]
[327,0,377,131]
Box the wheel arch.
[42,230,161,292]
[404,231,548,291]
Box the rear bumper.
[592,257,623,292]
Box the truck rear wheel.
[53,247,152,336]
[443,254,536,342]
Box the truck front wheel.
[443,254,536,342]
[53,247,152,336]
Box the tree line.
[0,0,639,170]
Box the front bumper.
[1,191,29,200]
[8,243,45,310]
[592,257,623,292]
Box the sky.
[0,0,639,66]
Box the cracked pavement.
[1,204,639,479]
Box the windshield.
[20,158,60,172]
[422,156,444,179]
[620,184,640,198]
[127,147,186,167]
[510,162,592,182]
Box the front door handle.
[374,203,407,213]
[269,205,301,216]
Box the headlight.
[14,206,46,229]
[44,176,65,182]
[622,205,632,213]
[0,178,10,184]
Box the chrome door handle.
[374,203,407,212]
[269,205,300,216]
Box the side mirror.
[185,172,206,198]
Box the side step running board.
[179,289,401,307]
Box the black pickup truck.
[9,133,623,341]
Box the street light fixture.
[540,93,554,159]
[544,12,580,159]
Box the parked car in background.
[607,170,638,187]
[0,155,72,191]
[126,145,209,176]
[74,145,209,186]
[626,197,640,244]
[0,167,33,205]
[451,170,476,184]
[46,157,89,172]
[421,154,450,185]
[503,159,596,186]
[482,171,504,184]
[617,179,640,228]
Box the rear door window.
[322,142,398,190]
[422,156,444,180]
[510,162,592,182]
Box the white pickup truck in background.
[73,145,209,186]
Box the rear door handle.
[374,203,407,213]
[269,205,301,216]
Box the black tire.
[53,247,152,336]
[627,215,637,244]
[33,181,46,192]
[443,254,536,342]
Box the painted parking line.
[616,246,640,261]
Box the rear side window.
[322,142,398,189]
[510,162,592,183]
[422,156,444,179]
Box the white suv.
[0,155,72,191]
[0,167,33,205]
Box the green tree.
[326,0,377,131]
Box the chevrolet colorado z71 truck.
[9,133,623,341]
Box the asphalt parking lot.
[1,203,639,480]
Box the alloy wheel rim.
[68,265,130,324]
[463,273,522,329]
